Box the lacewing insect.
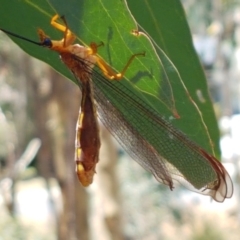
[0,15,233,202]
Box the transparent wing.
[73,56,233,202]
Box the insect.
[0,14,233,201]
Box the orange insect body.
[38,16,101,186]
[37,15,143,186]
[75,80,100,186]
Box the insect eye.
[42,38,52,48]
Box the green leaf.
[0,0,227,198]
[0,0,220,157]
[126,0,221,157]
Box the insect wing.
[89,66,233,202]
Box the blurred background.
[0,0,240,239]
